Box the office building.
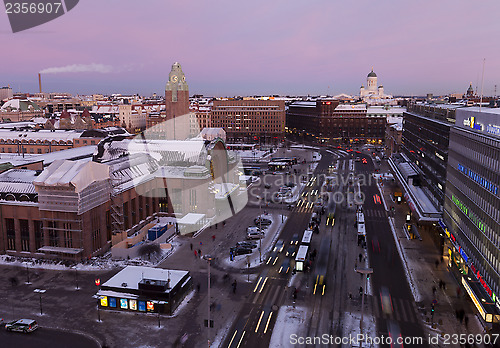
[442,106,500,323]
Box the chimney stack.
[38,73,42,93]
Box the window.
[6,218,15,250]
[48,221,58,247]
[34,220,43,250]
[20,219,29,252]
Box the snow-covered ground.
[341,312,379,348]
[269,306,309,348]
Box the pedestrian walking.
[198,249,202,257]
[212,235,216,242]
[194,250,198,258]
[190,243,193,251]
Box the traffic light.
[367,273,370,280]
[431,304,435,312]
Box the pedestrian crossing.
[363,209,387,218]
[369,295,418,323]
[295,200,315,213]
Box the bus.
[269,157,297,165]
[356,212,365,224]
[295,245,309,271]
[301,229,313,245]
[268,161,292,172]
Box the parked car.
[247,230,265,240]
[254,218,272,226]
[236,241,257,249]
[5,319,38,333]
[285,182,296,188]
[230,246,252,256]
[264,183,271,189]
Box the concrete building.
[0,87,13,101]
[441,106,500,323]
[211,99,285,144]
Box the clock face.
[182,76,186,82]
[171,75,178,83]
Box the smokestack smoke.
[38,73,42,93]
[39,63,114,74]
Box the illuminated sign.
[129,299,137,311]
[120,299,128,309]
[463,116,483,131]
[458,164,498,195]
[109,297,117,308]
[458,247,469,262]
[100,296,108,307]
[471,263,493,297]
[147,301,155,311]
[451,195,487,233]
[486,124,500,136]
[138,301,146,311]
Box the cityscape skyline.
[2,0,500,96]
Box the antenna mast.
[479,58,485,112]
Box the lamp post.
[92,294,102,322]
[204,255,213,347]
[73,265,79,290]
[152,300,165,328]
[24,262,31,284]
[256,196,263,262]
[355,266,373,345]
[33,289,46,315]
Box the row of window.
[457,163,498,195]
[445,209,500,299]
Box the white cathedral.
[360,68,385,98]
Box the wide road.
[0,327,101,348]
[356,150,428,347]
[221,150,337,348]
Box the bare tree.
[138,243,162,261]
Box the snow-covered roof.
[34,159,109,193]
[0,99,41,112]
[0,129,84,142]
[335,104,366,111]
[102,265,189,291]
[177,213,206,225]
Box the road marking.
[236,331,245,348]
[253,277,262,293]
[263,312,273,334]
[259,277,268,293]
[255,311,265,333]
[228,330,238,348]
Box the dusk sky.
[1,0,500,96]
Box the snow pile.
[269,306,309,348]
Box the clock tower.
[165,62,190,139]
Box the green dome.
[367,70,377,78]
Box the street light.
[33,289,46,315]
[92,295,102,322]
[256,196,263,262]
[203,255,213,347]
[73,265,79,290]
[24,262,31,284]
[355,266,373,344]
[151,300,166,328]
